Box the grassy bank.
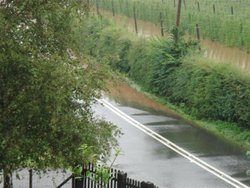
[126,79,250,151]
[80,16,250,151]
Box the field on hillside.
[96,0,250,52]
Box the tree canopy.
[0,0,118,187]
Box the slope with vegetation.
[80,16,250,150]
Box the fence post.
[96,0,100,16]
[240,23,244,46]
[75,178,83,188]
[72,174,83,188]
[231,6,234,15]
[183,0,186,10]
[160,12,164,37]
[111,0,115,17]
[197,1,200,11]
[213,4,215,14]
[72,176,75,188]
[29,169,32,188]
[117,172,127,188]
[141,181,154,188]
[133,2,138,35]
[196,24,200,41]
[173,0,176,7]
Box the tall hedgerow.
[81,17,250,129]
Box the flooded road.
[94,83,250,188]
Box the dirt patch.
[106,81,181,118]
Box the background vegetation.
[80,16,250,149]
[96,0,250,52]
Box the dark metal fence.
[57,164,157,188]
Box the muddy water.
[100,10,250,72]
[94,82,250,187]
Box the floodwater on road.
[94,82,250,188]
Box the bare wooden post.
[231,6,234,15]
[96,0,100,16]
[240,23,243,34]
[141,182,154,188]
[160,12,164,37]
[117,172,127,188]
[196,24,200,41]
[86,0,90,16]
[173,0,176,7]
[29,169,32,188]
[111,0,115,17]
[197,1,200,11]
[174,0,182,42]
[213,4,215,14]
[133,2,138,35]
[183,0,186,10]
[240,23,244,46]
[176,0,182,27]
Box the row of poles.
[166,0,236,15]
[95,0,202,42]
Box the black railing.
[57,164,158,188]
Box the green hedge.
[81,17,250,129]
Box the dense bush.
[80,18,131,73]
[82,17,250,128]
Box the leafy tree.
[0,1,118,187]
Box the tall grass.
[96,0,250,52]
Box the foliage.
[80,16,250,132]
[72,148,121,187]
[98,0,250,51]
[80,18,132,73]
[0,1,118,187]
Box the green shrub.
[81,16,250,129]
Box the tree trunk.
[3,168,13,188]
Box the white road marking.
[98,98,249,188]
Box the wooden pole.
[96,0,100,16]
[196,24,200,41]
[183,0,186,10]
[213,4,215,14]
[231,6,234,15]
[160,12,164,37]
[133,2,138,34]
[176,0,182,27]
[197,1,200,11]
[112,0,115,17]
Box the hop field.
[96,0,250,52]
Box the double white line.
[98,98,249,188]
